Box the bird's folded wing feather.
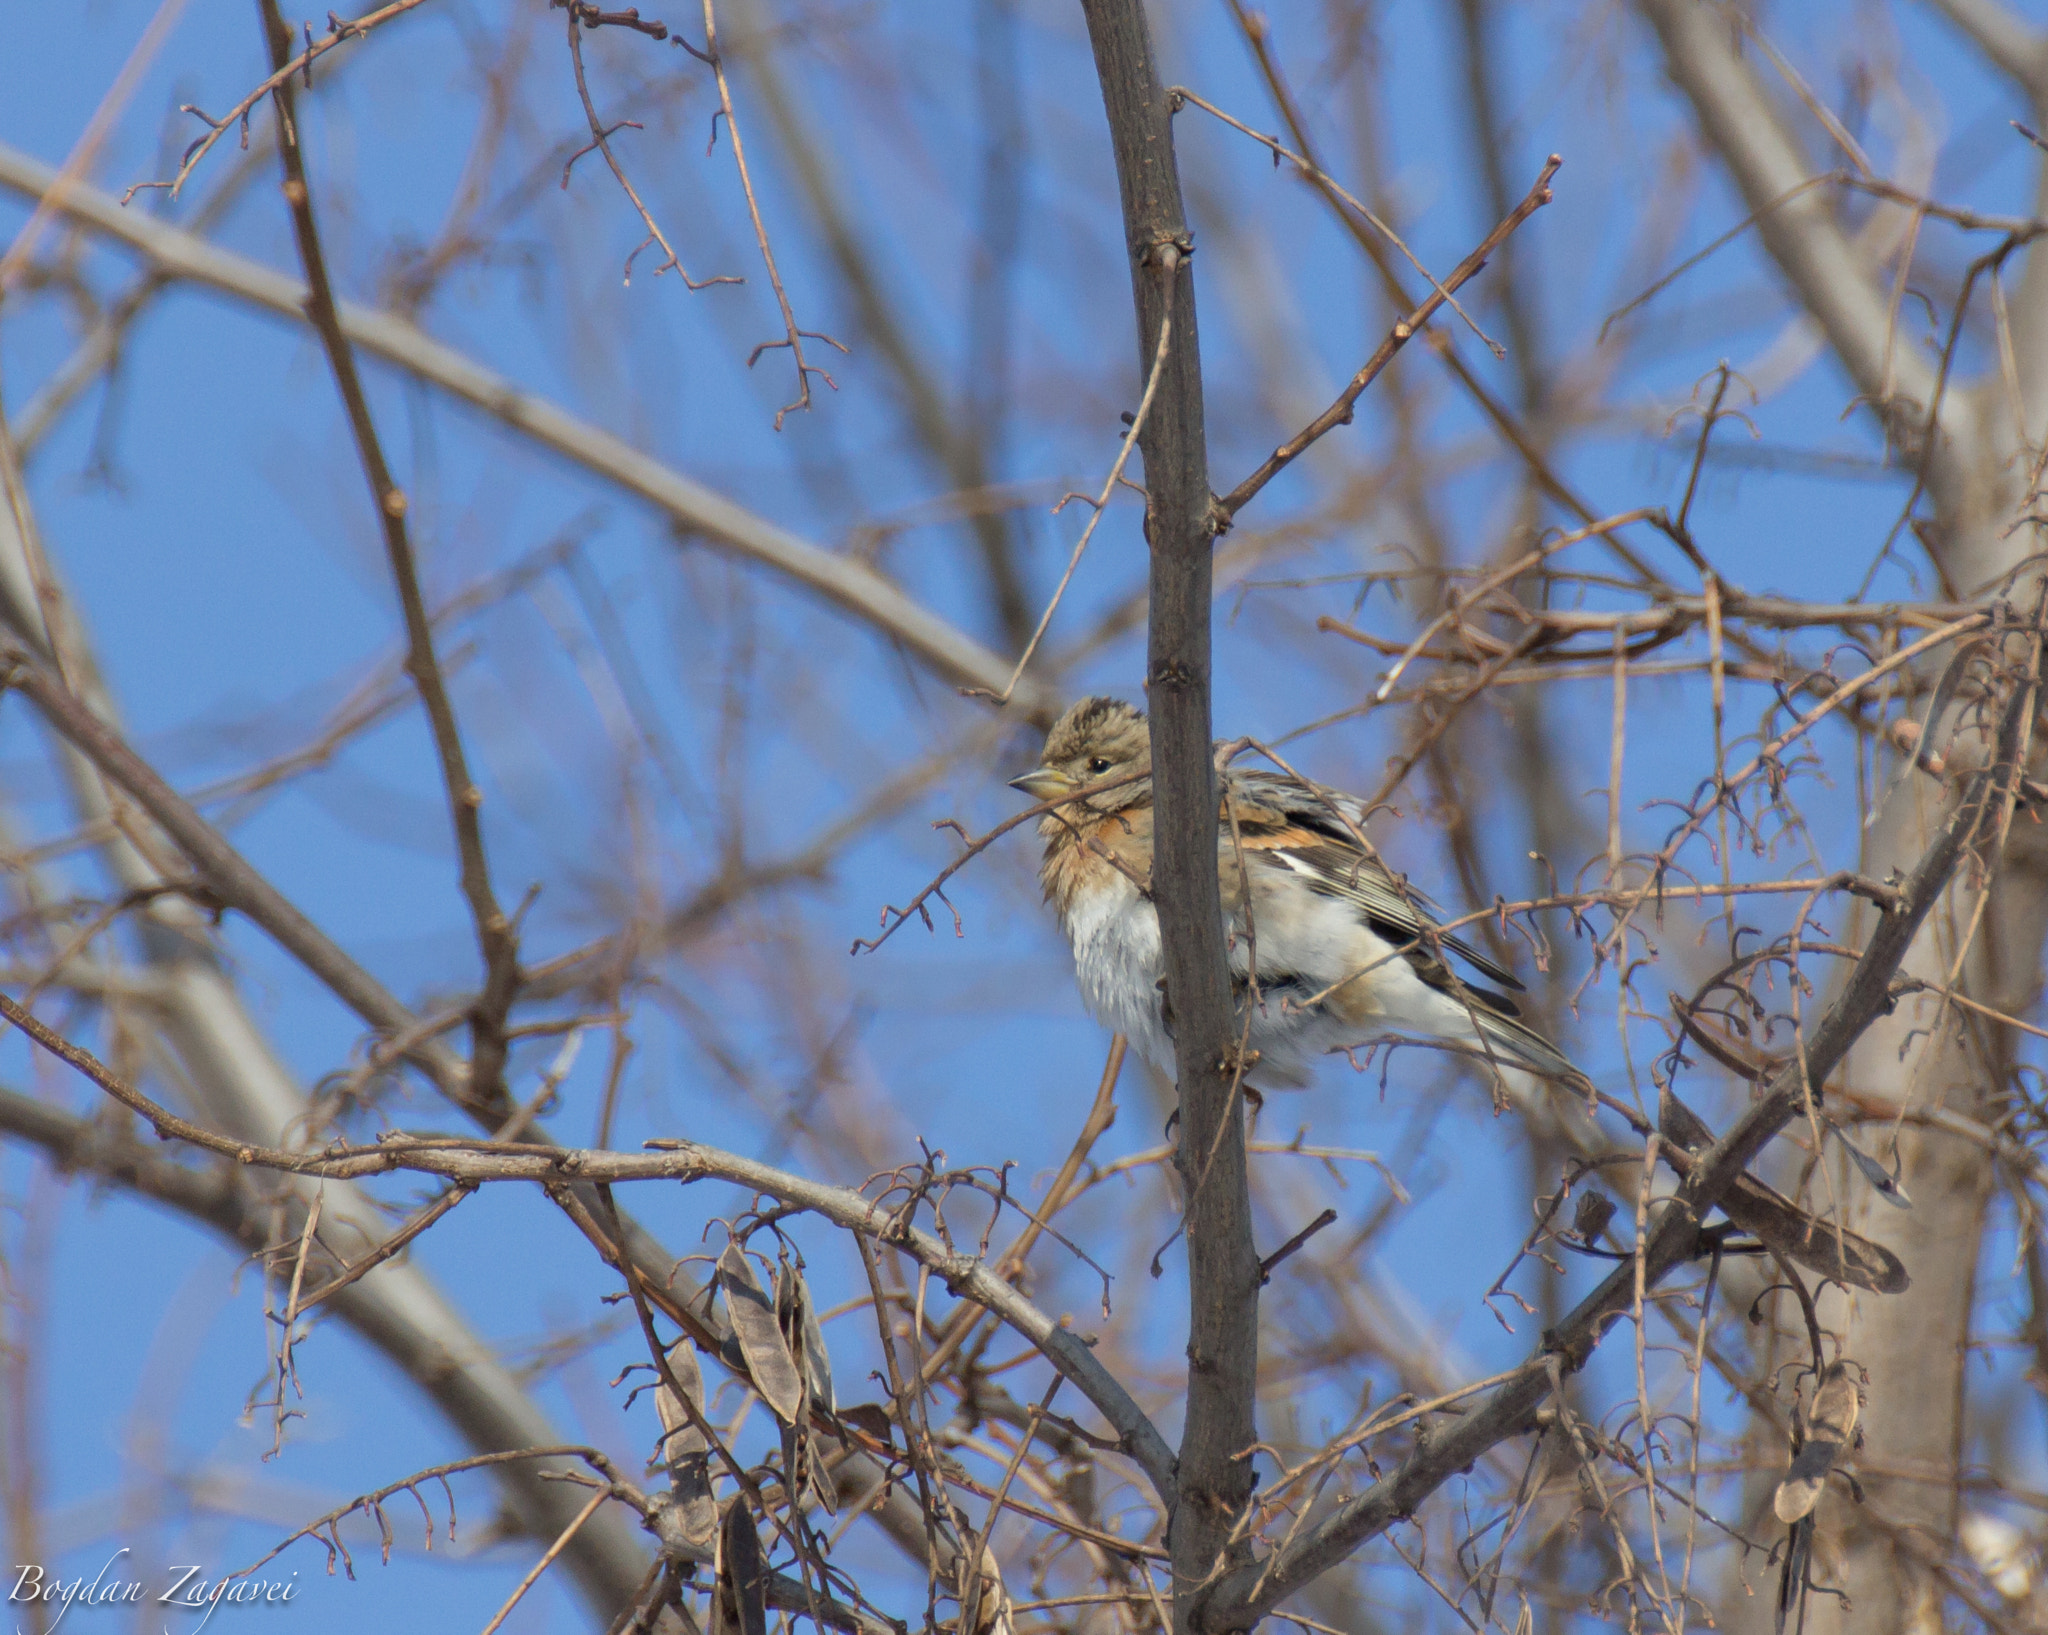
[1224,771,1524,993]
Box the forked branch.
[260,0,519,1113]
[1191,629,2036,1630]
[1216,155,1560,523]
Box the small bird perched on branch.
[1010,696,1586,1095]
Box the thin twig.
[127,0,436,201]
[1169,86,1502,355]
[693,0,846,425]
[478,1486,612,1635]
[557,2,737,288]
[260,1,521,1116]
[1258,1208,1338,1283]
[1217,155,1560,521]
[971,250,1179,704]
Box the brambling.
[1010,697,1586,1094]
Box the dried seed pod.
[1571,1188,1617,1243]
[774,1258,835,1416]
[773,1259,839,1515]
[709,1497,768,1635]
[959,1540,1015,1635]
[1660,1090,1909,1293]
[654,1338,717,1558]
[1774,1361,1862,1523]
[718,1241,804,1425]
[1830,1125,1912,1209]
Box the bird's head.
[1009,696,1152,817]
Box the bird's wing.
[1223,770,1525,993]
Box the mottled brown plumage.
[1012,696,1585,1091]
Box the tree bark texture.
[1077,3,1261,1627]
[1638,4,2048,1627]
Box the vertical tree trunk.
[1791,469,2045,1633]
[1077,3,1260,1626]
[1634,6,2048,1624]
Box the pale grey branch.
[1922,0,2048,99]
[1636,0,1955,457]
[1194,687,2015,1629]
[0,141,1058,723]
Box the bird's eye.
[1087,757,1113,775]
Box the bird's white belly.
[1059,870,1481,1090]
[1061,878,1174,1072]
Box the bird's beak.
[1008,767,1074,802]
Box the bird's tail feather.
[1469,1009,1589,1091]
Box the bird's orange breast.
[1039,806,1154,915]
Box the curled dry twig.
[259,1,523,1117]
[123,0,435,203]
[556,0,741,289]
[686,0,845,425]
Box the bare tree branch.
[259,0,522,1115]
[1635,0,1952,453]
[0,405,661,1613]
[727,0,1035,652]
[0,970,1179,1506]
[0,142,1058,721]
[1214,152,1560,523]
[1196,668,2025,1628]
[0,1071,660,1610]
[1078,4,1256,1627]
